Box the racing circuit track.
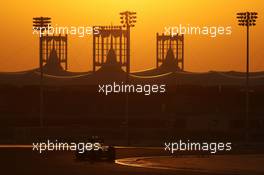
[1,146,257,175]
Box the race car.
[75,137,116,162]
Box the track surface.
[1,147,231,175]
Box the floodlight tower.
[33,16,51,127]
[120,11,137,79]
[120,11,136,145]
[236,12,258,142]
[33,17,51,79]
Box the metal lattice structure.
[156,33,184,71]
[41,34,68,70]
[93,26,128,72]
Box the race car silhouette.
[75,137,116,162]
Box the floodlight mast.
[120,11,137,146]
[33,16,51,127]
[33,17,51,80]
[120,11,137,79]
[236,12,258,142]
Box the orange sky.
[0,0,263,72]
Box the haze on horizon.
[0,0,263,73]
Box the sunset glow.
[1,0,263,72]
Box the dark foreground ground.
[0,147,235,175]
